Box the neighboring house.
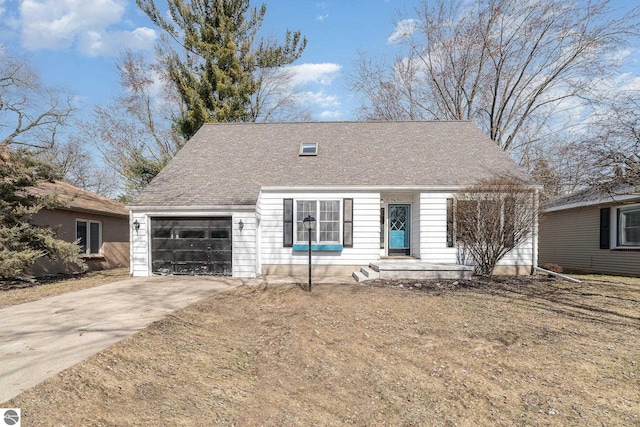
[29,181,130,276]
[539,187,640,276]
[128,121,538,278]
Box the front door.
[388,204,410,256]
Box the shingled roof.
[131,121,531,207]
[31,181,128,217]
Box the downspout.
[531,188,538,275]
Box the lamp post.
[302,215,316,291]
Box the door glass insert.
[388,204,410,253]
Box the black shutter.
[446,198,454,247]
[504,197,516,248]
[283,199,293,247]
[343,198,353,248]
[600,208,610,249]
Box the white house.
[128,121,538,278]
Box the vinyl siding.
[418,192,535,267]
[129,209,256,277]
[258,191,381,267]
[539,204,640,276]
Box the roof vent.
[299,142,318,156]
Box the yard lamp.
[133,220,140,234]
[303,215,316,291]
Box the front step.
[352,267,380,282]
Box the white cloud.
[316,14,328,22]
[319,110,342,120]
[387,19,418,44]
[296,91,340,108]
[77,27,156,56]
[19,0,156,55]
[286,63,341,87]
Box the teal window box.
[292,244,344,251]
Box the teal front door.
[388,204,410,255]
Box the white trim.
[293,199,342,245]
[545,194,640,212]
[615,203,640,248]
[262,184,542,192]
[127,205,256,212]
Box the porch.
[352,259,473,282]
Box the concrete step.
[352,271,367,282]
[353,267,380,282]
[369,261,473,280]
[361,267,379,279]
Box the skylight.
[299,142,318,156]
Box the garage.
[151,217,232,276]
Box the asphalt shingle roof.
[131,121,531,207]
[31,181,128,217]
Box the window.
[618,206,640,247]
[77,220,101,255]
[299,142,318,155]
[284,198,352,249]
[295,200,341,244]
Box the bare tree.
[249,66,313,122]
[39,137,121,198]
[583,93,640,195]
[83,49,183,201]
[0,49,74,153]
[454,178,538,276]
[351,0,640,160]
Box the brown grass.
[0,268,129,308]
[6,275,640,426]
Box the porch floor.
[353,260,473,282]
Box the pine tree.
[137,0,307,139]
[0,150,86,278]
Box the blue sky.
[0,0,415,121]
[0,0,639,122]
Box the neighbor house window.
[618,206,640,247]
[295,200,341,244]
[77,220,101,255]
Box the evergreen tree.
[137,0,307,139]
[0,150,86,278]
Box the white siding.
[129,209,257,277]
[418,193,458,263]
[417,192,535,267]
[232,212,257,277]
[130,211,150,276]
[258,191,381,267]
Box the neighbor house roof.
[31,181,128,218]
[131,121,532,207]
[544,185,640,212]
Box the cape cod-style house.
[128,121,538,279]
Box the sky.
[0,0,418,122]
[0,0,639,123]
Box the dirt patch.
[0,268,129,308]
[6,276,640,426]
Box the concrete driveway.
[0,276,241,403]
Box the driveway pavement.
[0,276,241,403]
